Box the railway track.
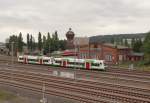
[0,81,101,103]
[108,66,150,76]
[0,68,150,103]
[0,58,150,102]
[1,62,150,79]
[1,68,150,94]
[0,63,150,89]
[0,70,114,103]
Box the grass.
[116,61,150,71]
[0,90,16,101]
[0,89,30,103]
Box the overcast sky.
[0,0,150,42]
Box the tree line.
[6,32,24,55]
[6,31,67,55]
[110,37,143,53]
[5,31,150,64]
[110,32,150,64]
[143,32,150,64]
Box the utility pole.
[49,44,51,56]
[40,82,47,103]
[11,42,14,82]
[74,38,79,69]
[74,39,77,69]
[11,42,14,65]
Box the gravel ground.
[0,84,78,103]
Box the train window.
[68,62,84,66]
[55,60,61,63]
[28,59,38,62]
[91,63,99,66]
[68,62,75,65]
[19,58,23,60]
[43,60,49,62]
[76,62,84,66]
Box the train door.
[63,60,67,67]
[85,62,90,70]
[39,59,43,64]
[24,57,27,64]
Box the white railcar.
[18,55,106,70]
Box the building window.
[119,55,123,61]
[94,44,98,48]
[105,54,112,61]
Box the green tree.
[38,32,42,51]
[18,32,23,52]
[53,31,59,51]
[59,40,67,50]
[32,36,36,52]
[43,35,47,55]
[30,35,33,52]
[124,39,129,47]
[131,38,136,48]
[143,32,150,63]
[27,34,35,52]
[132,39,143,52]
[120,39,124,45]
[27,33,30,50]
[6,35,18,55]
[110,38,114,44]
[47,32,51,53]
[47,32,51,40]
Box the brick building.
[63,29,144,64]
[78,43,132,64]
[126,52,144,61]
[62,42,144,64]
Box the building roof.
[103,43,130,49]
[62,50,77,56]
[0,42,5,48]
[74,37,89,46]
[128,52,144,56]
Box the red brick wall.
[78,43,132,64]
[101,46,118,64]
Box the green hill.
[90,33,146,43]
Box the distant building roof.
[128,52,144,56]
[62,50,77,56]
[0,42,5,48]
[89,33,146,43]
[103,43,129,49]
[74,37,89,46]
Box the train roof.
[42,56,52,59]
[54,58,62,60]
[85,59,104,62]
[18,55,105,63]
